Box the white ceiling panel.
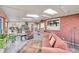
[0,5,79,21]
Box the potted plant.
[0,33,7,52]
[6,34,16,49]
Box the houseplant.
[0,33,7,52]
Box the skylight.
[43,9,58,15]
[26,14,39,17]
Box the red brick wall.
[41,14,79,44]
[50,30,61,38]
[60,14,79,44]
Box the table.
[15,33,27,41]
[17,39,42,53]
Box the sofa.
[42,32,70,53]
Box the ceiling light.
[43,9,58,15]
[26,14,39,17]
[22,17,32,19]
[42,15,51,18]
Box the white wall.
[8,19,25,33]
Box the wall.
[46,14,79,44]
[0,9,6,18]
[60,14,79,44]
[0,9,7,33]
[2,18,7,33]
[8,19,25,33]
[40,20,46,30]
[39,14,79,44]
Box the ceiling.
[0,5,79,22]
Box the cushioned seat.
[42,32,70,53]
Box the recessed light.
[43,9,58,15]
[26,14,39,17]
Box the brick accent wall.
[60,14,79,44]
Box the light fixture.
[22,17,32,19]
[42,15,51,18]
[43,9,58,15]
[26,14,39,17]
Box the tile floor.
[4,30,43,53]
[2,30,79,53]
[67,43,79,53]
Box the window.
[47,18,60,30]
